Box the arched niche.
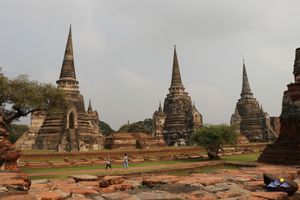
[66,108,78,129]
[69,111,75,129]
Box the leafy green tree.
[143,118,153,133]
[128,121,145,133]
[7,124,29,143]
[99,121,115,136]
[119,122,144,132]
[0,69,66,132]
[118,124,130,132]
[118,118,153,134]
[191,125,238,160]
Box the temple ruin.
[259,48,300,164]
[230,61,277,142]
[152,46,203,146]
[16,27,103,152]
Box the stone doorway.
[69,111,75,129]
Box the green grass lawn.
[221,152,260,162]
[166,153,261,176]
[23,152,261,180]
[28,166,178,180]
[24,160,194,180]
[22,159,199,174]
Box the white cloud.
[188,84,231,124]
[256,47,290,70]
[116,67,158,90]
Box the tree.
[118,121,144,132]
[143,118,153,133]
[191,125,238,160]
[99,121,115,136]
[0,69,66,132]
[118,118,153,134]
[7,124,29,143]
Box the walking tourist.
[105,156,112,170]
[123,154,129,168]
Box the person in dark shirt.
[105,156,112,170]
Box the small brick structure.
[104,132,166,149]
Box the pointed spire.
[260,104,264,114]
[293,48,300,82]
[170,45,184,88]
[240,59,253,99]
[87,99,93,113]
[59,25,76,80]
[158,101,162,112]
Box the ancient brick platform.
[2,164,300,200]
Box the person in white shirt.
[123,154,128,168]
[105,156,112,170]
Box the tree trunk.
[0,113,20,170]
[0,113,8,138]
[207,147,220,160]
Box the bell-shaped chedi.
[259,48,300,164]
[152,101,167,141]
[16,26,103,152]
[152,46,203,146]
[230,60,277,142]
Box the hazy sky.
[1,1,299,129]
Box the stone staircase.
[59,131,69,151]
[59,129,79,152]
[69,129,79,152]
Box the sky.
[0,0,299,129]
